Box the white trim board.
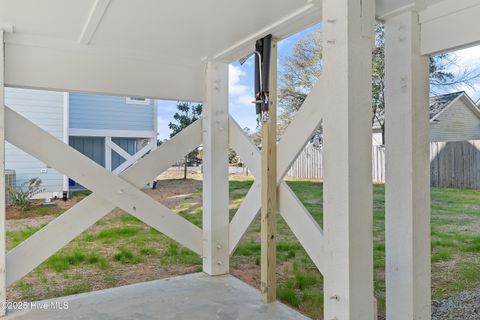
[69,128,156,138]
[420,0,480,54]
[63,92,70,193]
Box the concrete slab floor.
[5,273,310,320]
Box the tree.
[372,23,480,144]
[372,23,386,144]
[168,102,202,179]
[279,24,480,146]
[228,148,239,166]
[279,29,323,133]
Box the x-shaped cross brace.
[5,106,203,286]
[228,77,327,274]
[5,73,327,284]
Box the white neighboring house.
[5,88,158,199]
[373,91,480,145]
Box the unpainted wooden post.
[384,10,431,320]
[202,61,229,275]
[261,38,278,303]
[321,0,375,318]
[0,30,6,316]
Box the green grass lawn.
[6,178,480,320]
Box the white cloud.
[453,45,480,67]
[229,64,249,96]
[235,94,254,106]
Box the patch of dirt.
[441,223,480,234]
[6,177,205,302]
[6,178,202,231]
[7,261,200,302]
[145,179,202,208]
[231,257,260,288]
[6,215,58,232]
[6,195,86,220]
[230,258,294,291]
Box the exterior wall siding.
[430,98,480,142]
[69,137,106,166]
[5,88,65,194]
[111,138,137,171]
[69,93,155,131]
[69,136,138,173]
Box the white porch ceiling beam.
[78,0,111,45]
[420,0,480,55]
[4,43,204,102]
[213,1,322,62]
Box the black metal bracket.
[254,34,272,126]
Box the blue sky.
[156,24,480,140]
[155,24,320,141]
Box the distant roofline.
[373,91,480,130]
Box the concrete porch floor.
[5,273,310,320]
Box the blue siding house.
[5,88,157,199]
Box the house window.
[126,97,151,105]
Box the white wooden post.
[322,0,374,318]
[385,10,431,320]
[62,92,70,194]
[202,61,229,275]
[0,30,6,316]
[105,137,112,172]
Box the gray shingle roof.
[373,91,467,129]
[429,91,464,120]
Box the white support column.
[62,92,70,194]
[0,30,6,316]
[385,11,431,320]
[322,0,374,319]
[202,61,229,275]
[105,137,112,172]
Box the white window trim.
[126,97,151,105]
[69,128,156,138]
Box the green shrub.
[7,178,44,211]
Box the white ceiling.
[0,0,454,100]
[0,0,321,64]
[0,0,443,64]
[377,0,444,17]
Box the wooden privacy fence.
[430,140,480,189]
[287,140,480,189]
